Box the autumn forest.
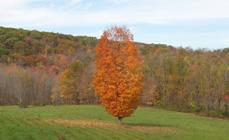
[0,26,228,118]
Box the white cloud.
[1,0,229,28]
[107,0,131,4]
[0,0,228,49]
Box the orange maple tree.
[93,26,144,124]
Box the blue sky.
[0,0,229,50]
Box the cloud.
[107,0,131,4]
[1,0,229,28]
[0,0,228,49]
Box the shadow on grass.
[124,123,172,128]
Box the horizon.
[0,0,229,50]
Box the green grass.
[0,105,228,140]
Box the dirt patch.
[45,119,178,134]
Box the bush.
[154,101,166,108]
[31,101,45,106]
[209,110,217,117]
[219,111,224,118]
[191,106,204,113]
[219,110,229,117]
[18,101,28,108]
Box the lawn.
[0,105,228,140]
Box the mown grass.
[0,105,228,140]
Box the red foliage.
[224,95,229,100]
[30,65,60,75]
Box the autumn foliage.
[59,61,84,103]
[93,26,144,122]
[0,26,228,117]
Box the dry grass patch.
[45,119,179,134]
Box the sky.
[0,0,229,50]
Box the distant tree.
[58,61,84,104]
[93,26,144,124]
[25,55,47,66]
[4,37,19,49]
[0,48,10,57]
[13,41,30,56]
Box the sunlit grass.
[0,105,228,140]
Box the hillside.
[0,105,228,140]
[0,26,228,117]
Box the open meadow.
[0,1,229,140]
[0,105,228,140]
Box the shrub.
[154,101,166,108]
[209,110,217,117]
[31,101,45,106]
[191,106,204,113]
[18,101,28,108]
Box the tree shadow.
[124,123,172,127]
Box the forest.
[0,26,228,117]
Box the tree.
[13,41,31,56]
[0,48,10,62]
[93,26,144,124]
[59,61,85,104]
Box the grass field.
[0,105,228,140]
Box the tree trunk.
[217,97,221,115]
[118,117,122,125]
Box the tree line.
[0,26,228,117]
